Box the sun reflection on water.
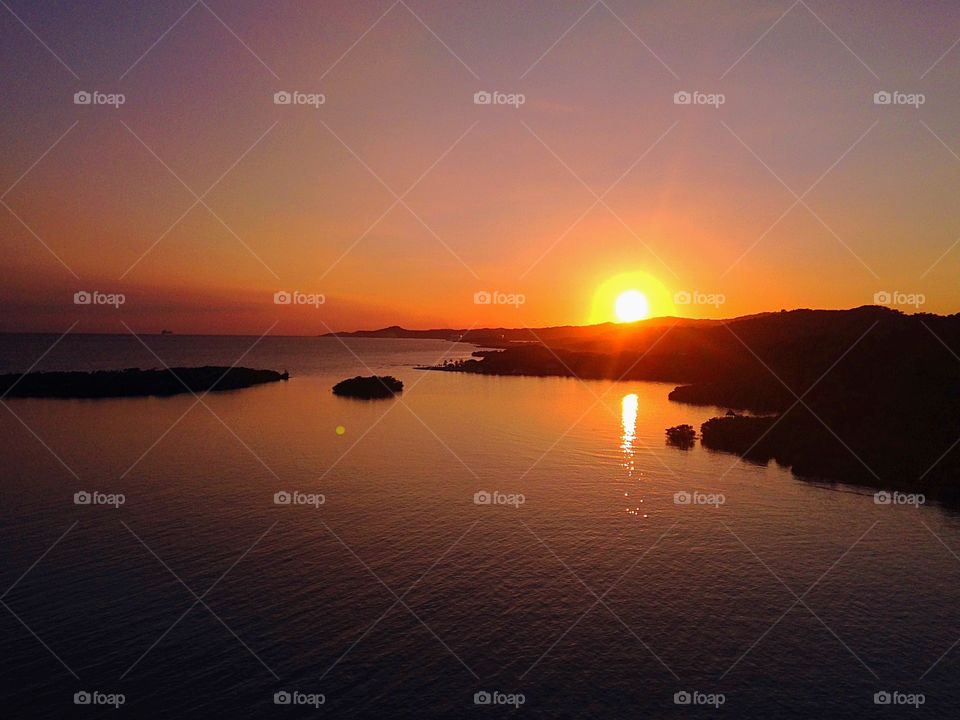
[620,393,647,517]
[621,393,637,453]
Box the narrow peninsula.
[0,367,289,399]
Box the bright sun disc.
[614,290,650,322]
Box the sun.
[588,271,674,324]
[614,289,650,322]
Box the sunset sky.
[3,0,960,334]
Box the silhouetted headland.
[0,367,289,399]
[421,306,960,503]
[332,375,403,399]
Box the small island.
[332,375,403,399]
[666,424,697,448]
[0,366,289,399]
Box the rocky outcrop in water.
[666,424,697,448]
[332,375,403,399]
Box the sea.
[0,334,957,718]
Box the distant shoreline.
[5,309,960,502]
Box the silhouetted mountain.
[320,317,709,348]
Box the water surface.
[1,335,958,718]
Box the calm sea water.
[1,334,959,718]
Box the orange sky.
[3,1,960,334]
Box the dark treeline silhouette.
[0,367,289,398]
[431,307,960,502]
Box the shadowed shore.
[423,306,960,503]
[0,367,289,399]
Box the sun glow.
[620,393,638,451]
[589,271,675,325]
[614,290,650,322]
